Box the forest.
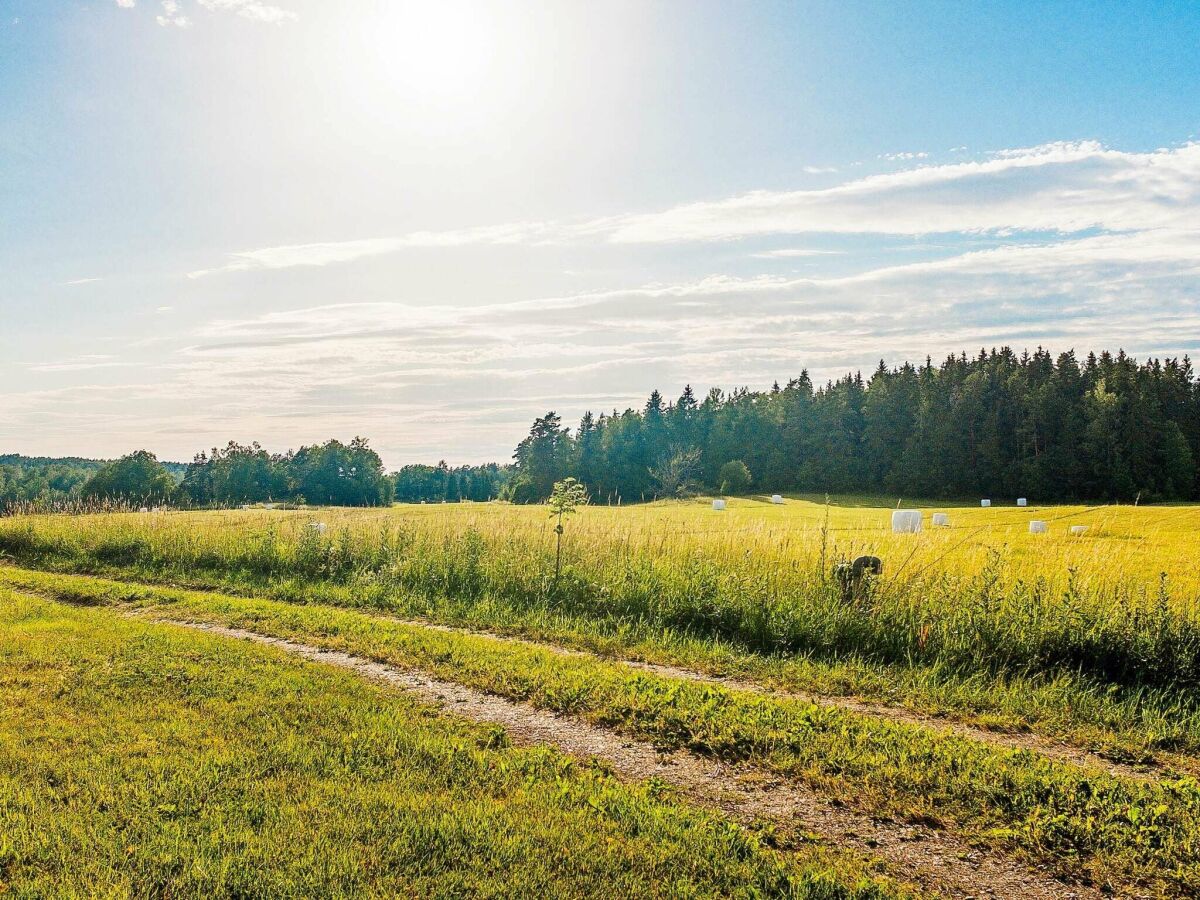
[508,347,1199,503]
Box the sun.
[362,1,501,107]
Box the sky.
[2,1,1199,467]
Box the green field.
[3,497,1200,897]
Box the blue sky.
[2,1,1199,465]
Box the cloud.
[186,141,1200,278]
[603,141,1200,243]
[750,248,843,259]
[196,0,296,24]
[118,0,295,26]
[30,354,133,374]
[186,222,554,278]
[62,277,102,286]
[156,0,191,28]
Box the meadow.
[4,496,1200,896]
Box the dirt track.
[150,615,1108,900]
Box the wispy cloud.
[187,222,554,278]
[603,141,1200,242]
[196,0,296,24]
[30,354,133,374]
[117,0,295,26]
[62,277,102,286]
[750,248,843,259]
[186,141,1200,276]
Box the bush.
[718,460,751,495]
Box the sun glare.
[362,2,503,107]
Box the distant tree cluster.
[82,450,177,504]
[0,455,104,507]
[507,349,1200,503]
[179,438,393,506]
[392,462,510,503]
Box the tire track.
[145,615,1105,900]
[346,610,1165,781]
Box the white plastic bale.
[712,499,726,511]
[980,499,991,508]
[771,494,783,504]
[931,513,950,527]
[891,509,922,534]
[1029,520,1048,534]
[1070,525,1089,536]
[1017,498,1028,507]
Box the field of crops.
[3,496,1200,897]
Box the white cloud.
[62,277,102,286]
[119,0,294,26]
[156,0,191,28]
[196,0,296,24]
[186,222,555,277]
[603,141,1200,243]
[750,248,843,259]
[187,141,1200,278]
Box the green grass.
[3,548,1199,767]
[0,588,903,900]
[10,568,1200,897]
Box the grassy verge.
[2,555,1196,766]
[0,588,903,900]
[9,567,1200,897]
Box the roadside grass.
[0,589,903,900]
[2,555,1198,767]
[10,568,1200,897]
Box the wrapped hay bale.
[1017,498,1028,507]
[1070,525,1089,536]
[891,509,922,533]
[931,513,950,527]
[712,499,726,511]
[980,499,991,508]
[1029,520,1048,534]
[770,494,783,504]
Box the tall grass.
[2,499,1199,690]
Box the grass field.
[3,496,1200,896]
[0,589,904,899]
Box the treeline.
[393,462,510,503]
[507,348,1200,503]
[0,455,102,506]
[178,438,393,506]
[2,440,395,512]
